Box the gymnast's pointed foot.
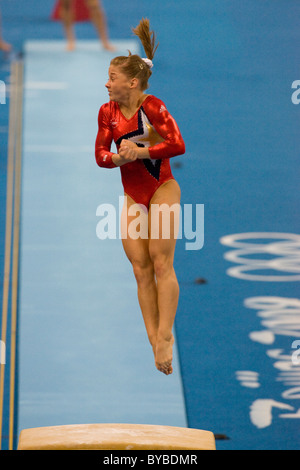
[155,334,174,375]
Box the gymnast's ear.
[130,77,140,89]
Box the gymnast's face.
[106,65,137,103]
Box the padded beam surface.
[17,423,216,450]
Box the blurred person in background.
[0,9,11,52]
[52,0,114,51]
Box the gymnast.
[52,0,114,51]
[95,18,185,375]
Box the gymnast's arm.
[119,99,185,161]
[139,98,185,160]
[95,105,138,167]
[95,105,118,168]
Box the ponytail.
[110,18,158,91]
[132,18,159,61]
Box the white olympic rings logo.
[220,232,300,282]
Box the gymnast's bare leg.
[85,0,115,51]
[121,180,181,375]
[59,0,76,51]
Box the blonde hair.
[110,18,159,91]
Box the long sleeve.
[95,104,117,168]
[144,98,185,160]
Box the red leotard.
[95,95,185,208]
[51,0,90,22]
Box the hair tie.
[142,58,153,69]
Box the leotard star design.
[116,107,165,181]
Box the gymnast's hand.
[119,140,139,162]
